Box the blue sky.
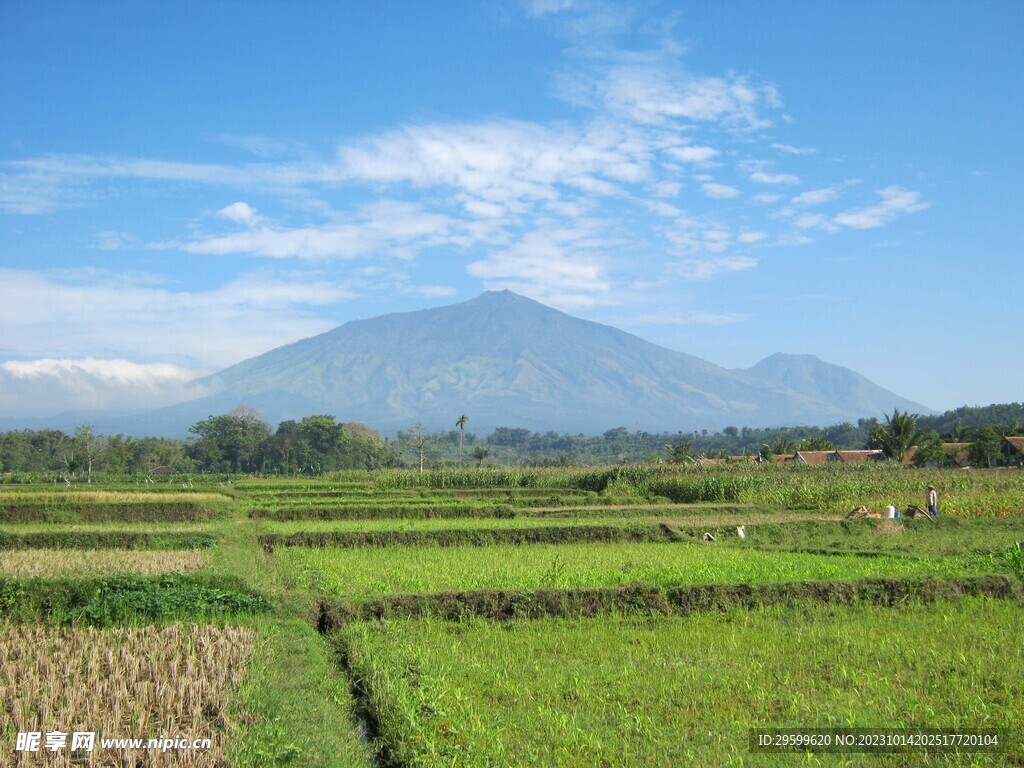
[1,0,1021,420]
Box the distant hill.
[125,290,929,435]
[737,352,926,422]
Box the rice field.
[336,599,1024,768]
[0,549,210,577]
[1,467,1022,766]
[280,540,1011,599]
[0,622,256,767]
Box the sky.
[1,0,1021,420]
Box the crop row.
[0,501,226,523]
[259,523,677,551]
[0,530,217,550]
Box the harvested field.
[0,549,209,577]
[0,622,256,767]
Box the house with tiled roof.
[1003,436,1024,464]
[795,450,836,465]
[835,450,886,464]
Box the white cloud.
[737,231,768,244]
[676,256,757,281]
[750,171,800,185]
[772,143,816,155]
[180,201,459,261]
[467,227,611,308]
[833,187,929,229]
[791,188,838,206]
[596,66,780,127]
[702,182,740,199]
[0,268,358,369]
[337,120,651,206]
[752,192,783,204]
[666,145,719,163]
[92,231,136,250]
[0,359,208,418]
[217,201,262,226]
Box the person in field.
[926,484,939,518]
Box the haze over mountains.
[76,289,926,437]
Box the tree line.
[1,402,1022,478]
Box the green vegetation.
[3,401,1022,475]
[1,466,1021,766]
[280,541,1010,600]
[0,573,268,626]
[336,599,1024,767]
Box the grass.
[336,598,1024,767]
[280,541,1011,600]
[0,622,256,767]
[226,617,371,768]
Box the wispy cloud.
[467,225,611,308]
[772,143,816,155]
[675,255,757,281]
[833,187,929,229]
[791,187,838,206]
[179,201,459,261]
[702,182,740,199]
[750,171,800,185]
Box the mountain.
[738,353,927,421]
[134,290,929,436]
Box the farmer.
[926,484,939,518]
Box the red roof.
[1004,436,1024,453]
[836,450,885,464]
[796,450,833,465]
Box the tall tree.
[869,409,923,464]
[72,425,107,483]
[455,414,468,460]
[399,423,433,473]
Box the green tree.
[455,414,468,461]
[800,436,834,451]
[911,430,945,468]
[869,409,923,464]
[968,425,1002,468]
[472,445,490,466]
[188,406,270,473]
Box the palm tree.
[869,408,923,463]
[455,414,468,460]
[472,445,490,466]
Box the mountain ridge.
[184,290,928,434]
[0,291,931,436]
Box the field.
[1,465,1022,765]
